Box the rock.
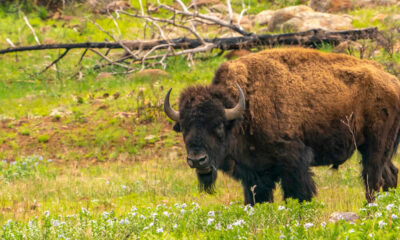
[372,13,388,22]
[283,12,353,32]
[134,69,169,80]
[189,0,220,8]
[333,40,363,53]
[209,3,228,13]
[268,5,314,32]
[225,49,252,60]
[255,10,275,26]
[269,8,353,32]
[309,0,353,12]
[329,212,359,223]
[100,1,132,13]
[50,107,72,118]
[95,72,113,81]
[356,0,397,7]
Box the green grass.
[1,2,400,239]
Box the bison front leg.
[280,165,316,202]
[279,144,316,202]
[242,177,276,205]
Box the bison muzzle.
[164,48,400,205]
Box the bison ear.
[173,123,181,132]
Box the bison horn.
[225,83,246,121]
[164,88,180,121]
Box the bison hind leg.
[382,161,398,191]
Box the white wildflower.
[232,219,245,227]
[81,208,88,214]
[280,235,286,239]
[304,223,313,229]
[321,222,326,228]
[148,222,154,227]
[359,208,366,211]
[375,212,382,217]
[119,218,130,225]
[181,203,187,208]
[392,214,398,220]
[278,206,285,211]
[192,202,200,208]
[52,220,60,227]
[387,204,395,211]
[368,203,378,207]
[131,206,137,211]
[227,224,233,230]
[122,185,127,190]
[163,211,169,217]
[208,211,215,217]
[173,224,178,229]
[369,233,373,237]
[43,211,50,218]
[39,156,43,161]
[215,222,222,230]
[102,212,109,218]
[378,220,387,229]
[349,229,355,233]
[207,218,214,225]
[47,159,53,163]
[156,227,163,233]
[180,209,186,214]
[174,203,180,207]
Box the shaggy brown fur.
[170,47,400,204]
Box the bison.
[164,48,400,205]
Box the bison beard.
[165,47,400,204]
[197,169,217,194]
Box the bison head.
[164,84,245,193]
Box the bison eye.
[173,123,181,132]
[215,123,224,138]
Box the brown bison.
[164,48,400,204]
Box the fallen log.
[0,28,379,55]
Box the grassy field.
[1,0,400,239]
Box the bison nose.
[187,154,209,168]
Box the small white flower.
[359,208,366,211]
[304,223,313,229]
[369,233,373,238]
[180,209,186,214]
[122,185,127,190]
[392,214,398,220]
[152,213,158,218]
[321,221,326,228]
[192,202,200,208]
[163,211,169,217]
[148,222,154,227]
[102,212,109,218]
[375,212,382,217]
[227,224,233,230]
[207,218,214,225]
[131,206,137,211]
[378,220,387,229]
[174,203,180,207]
[10,161,16,166]
[349,229,355,233]
[386,204,395,211]
[232,219,245,227]
[278,206,285,211]
[280,235,286,239]
[47,159,53,163]
[39,156,43,161]
[156,227,163,233]
[43,211,50,218]
[81,208,88,214]
[173,224,178,229]
[208,211,215,217]
[181,203,187,208]
[52,220,60,227]
[215,222,222,230]
[119,218,130,225]
[2,160,7,164]
[368,203,378,207]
